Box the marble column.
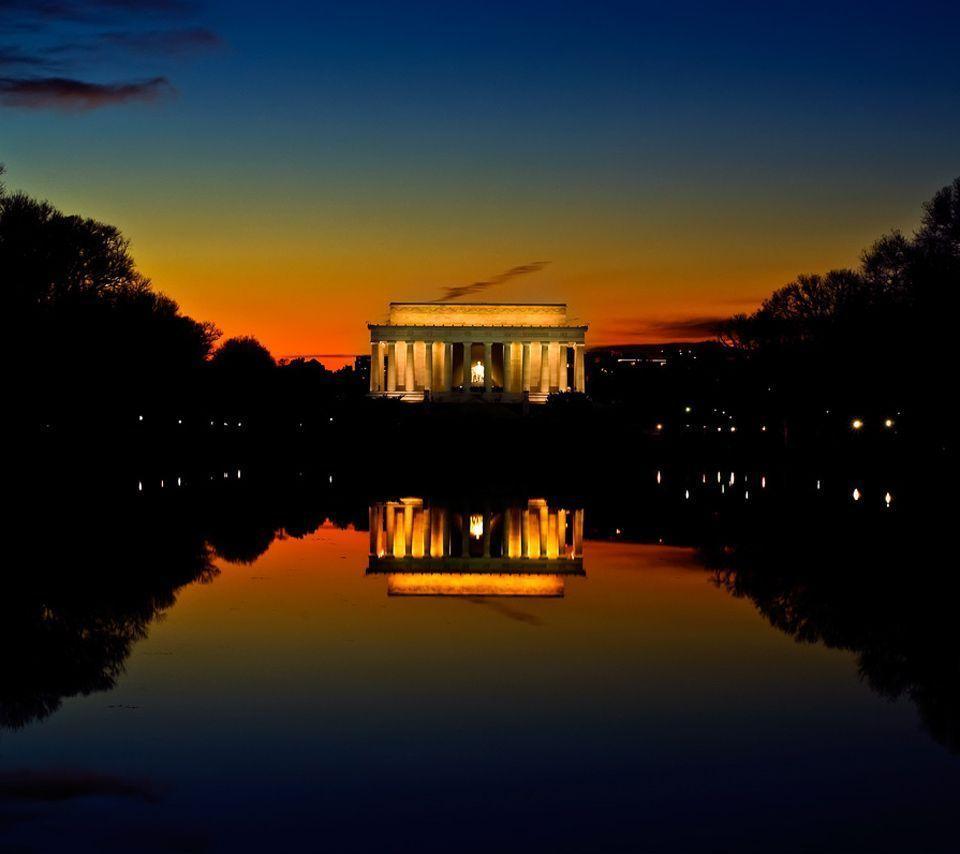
[386,342,397,392]
[540,343,550,393]
[483,342,493,393]
[521,343,531,392]
[424,341,433,392]
[369,342,379,392]
[461,341,472,388]
[503,342,513,392]
[405,342,415,391]
[444,342,454,391]
[575,343,585,392]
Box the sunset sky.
[3,1,958,361]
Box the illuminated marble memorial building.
[368,303,587,402]
[367,498,585,597]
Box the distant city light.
[851,419,863,430]
[684,406,692,413]
[852,488,861,501]
[884,418,894,428]
[138,415,144,422]
[656,470,662,484]
[655,423,663,431]
[684,490,690,499]
[885,491,893,507]
[761,425,767,432]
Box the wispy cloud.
[0,74,172,108]
[433,261,550,301]
[101,26,221,55]
[0,1,196,24]
[0,46,50,67]
[0,0,215,109]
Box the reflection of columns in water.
[412,506,426,558]
[505,506,522,558]
[430,509,445,557]
[547,507,559,559]
[370,501,584,563]
[538,501,549,557]
[369,504,379,554]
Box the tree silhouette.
[2,168,220,429]
[211,335,276,373]
[720,177,959,439]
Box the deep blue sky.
[2,1,958,352]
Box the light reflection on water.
[1,467,951,853]
[367,498,584,598]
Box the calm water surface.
[2,486,957,852]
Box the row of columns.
[370,340,585,395]
[370,499,585,560]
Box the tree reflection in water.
[1,476,363,731]
[704,527,960,752]
[0,523,216,730]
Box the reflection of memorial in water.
[367,498,584,596]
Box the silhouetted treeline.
[1,166,221,426]
[719,177,959,447]
[703,517,960,753]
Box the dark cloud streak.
[0,46,50,67]
[0,74,172,108]
[433,261,550,302]
[0,0,216,109]
[101,27,221,54]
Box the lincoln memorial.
[368,302,587,402]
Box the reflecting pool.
[2,475,958,853]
